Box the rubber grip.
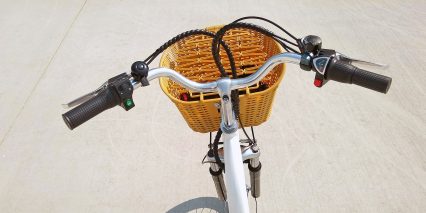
[62,87,121,130]
[326,58,392,93]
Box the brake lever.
[63,60,149,109]
[62,72,137,111]
[61,82,108,109]
[336,52,389,70]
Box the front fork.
[205,78,262,211]
[203,137,262,200]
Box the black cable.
[212,23,274,77]
[209,132,213,149]
[212,22,299,138]
[239,119,254,144]
[273,34,299,47]
[213,26,298,55]
[275,39,291,53]
[232,16,301,53]
[233,15,303,53]
[213,129,225,170]
[143,30,237,79]
[213,23,267,126]
[275,38,300,53]
[212,22,297,146]
[212,22,302,84]
[232,16,298,40]
[145,30,237,77]
[250,126,256,143]
[142,29,238,171]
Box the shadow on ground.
[166,197,227,213]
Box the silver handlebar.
[231,52,301,89]
[132,52,302,92]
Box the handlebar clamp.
[299,53,313,71]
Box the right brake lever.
[336,52,389,70]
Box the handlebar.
[62,53,301,130]
[62,51,392,130]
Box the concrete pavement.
[0,0,425,212]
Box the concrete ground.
[0,0,425,212]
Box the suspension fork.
[205,140,262,199]
[248,143,261,198]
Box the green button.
[125,99,134,108]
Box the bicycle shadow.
[166,197,228,213]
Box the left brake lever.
[62,82,108,109]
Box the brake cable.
[232,16,300,45]
[232,16,301,53]
[214,19,300,211]
[142,29,237,79]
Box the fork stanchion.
[249,157,261,198]
[208,151,227,200]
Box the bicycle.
[62,17,392,213]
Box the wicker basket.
[159,26,285,133]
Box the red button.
[314,78,323,87]
[180,93,189,101]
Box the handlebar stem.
[217,78,238,133]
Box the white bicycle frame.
[136,52,302,212]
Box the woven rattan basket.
[159,26,285,133]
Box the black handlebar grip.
[326,58,392,93]
[62,87,121,130]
